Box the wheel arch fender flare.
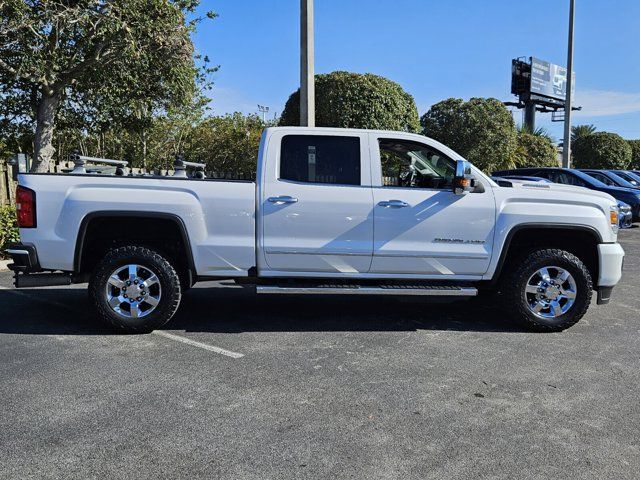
[73,211,197,275]
[488,223,603,285]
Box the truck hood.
[504,180,617,203]
[493,180,619,243]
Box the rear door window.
[280,135,361,186]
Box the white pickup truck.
[7,127,625,333]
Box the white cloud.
[574,89,640,117]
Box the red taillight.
[16,186,36,228]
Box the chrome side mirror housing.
[453,160,474,195]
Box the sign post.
[562,0,576,168]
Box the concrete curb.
[0,260,11,271]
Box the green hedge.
[572,132,632,169]
[421,97,518,173]
[628,140,640,169]
[515,132,559,168]
[0,205,19,257]
[280,71,421,132]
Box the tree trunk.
[31,90,61,173]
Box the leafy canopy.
[515,132,558,168]
[571,124,597,143]
[0,0,214,170]
[280,71,420,132]
[627,140,640,170]
[572,132,632,169]
[421,98,518,173]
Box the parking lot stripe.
[152,331,244,358]
[0,286,244,358]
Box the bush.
[628,140,640,169]
[515,133,559,168]
[421,98,518,173]
[572,132,632,169]
[182,113,268,177]
[0,205,19,257]
[280,71,420,132]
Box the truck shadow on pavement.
[0,285,527,335]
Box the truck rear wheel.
[501,249,593,332]
[89,246,182,333]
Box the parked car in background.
[611,170,640,187]
[618,201,633,229]
[579,169,640,190]
[492,167,640,221]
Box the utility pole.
[562,0,576,168]
[300,0,315,127]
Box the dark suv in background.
[493,167,640,220]
[579,169,640,190]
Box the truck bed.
[18,173,257,277]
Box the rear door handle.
[268,195,298,204]
[378,200,409,208]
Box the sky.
[191,0,640,140]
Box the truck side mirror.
[453,160,474,195]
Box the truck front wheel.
[89,246,182,333]
[501,249,593,332]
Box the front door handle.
[378,200,409,208]
[268,195,298,204]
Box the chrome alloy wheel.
[105,264,162,319]
[524,266,577,319]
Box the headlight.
[610,205,619,232]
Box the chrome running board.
[256,285,478,296]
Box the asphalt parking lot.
[1,231,639,480]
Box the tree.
[515,132,559,168]
[518,125,555,144]
[572,132,632,169]
[628,140,640,169]
[280,71,420,132]
[571,124,596,143]
[0,0,214,172]
[421,98,518,173]
[184,113,271,177]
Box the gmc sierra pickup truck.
[7,127,625,333]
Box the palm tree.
[571,124,596,143]
[517,125,556,143]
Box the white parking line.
[0,285,245,359]
[152,331,244,358]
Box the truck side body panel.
[17,174,256,277]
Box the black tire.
[89,246,182,333]
[501,248,593,332]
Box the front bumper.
[596,243,625,305]
[619,209,633,228]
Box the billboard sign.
[530,57,574,102]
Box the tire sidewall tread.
[502,248,593,332]
[89,246,182,333]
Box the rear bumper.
[6,243,75,288]
[596,243,625,305]
[5,243,41,273]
